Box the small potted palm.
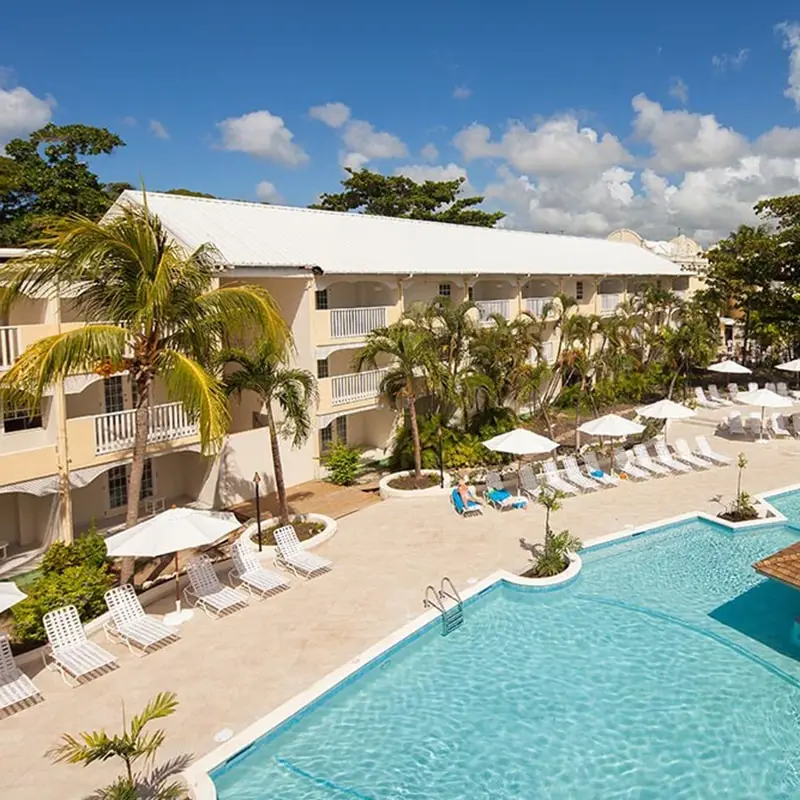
[522,488,582,577]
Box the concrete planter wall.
[379,469,452,500]
[245,513,338,558]
[509,552,583,588]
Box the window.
[468,286,474,301]
[104,376,124,413]
[336,415,348,443]
[3,405,42,433]
[319,423,333,452]
[315,289,329,310]
[575,281,584,301]
[107,460,154,509]
[317,358,329,378]
[131,379,139,409]
[438,282,451,298]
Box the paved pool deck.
[3,406,800,800]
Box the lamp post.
[253,472,263,552]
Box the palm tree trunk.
[408,391,422,478]
[121,379,149,584]
[266,407,289,524]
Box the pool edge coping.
[183,481,798,799]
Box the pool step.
[423,576,464,636]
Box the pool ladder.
[423,577,464,636]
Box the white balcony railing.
[475,300,510,323]
[599,293,622,314]
[0,326,20,370]
[331,368,388,406]
[93,402,198,454]
[330,307,388,339]
[523,297,554,317]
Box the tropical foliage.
[322,440,362,486]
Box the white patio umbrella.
[777,359,800,392]
[0,582,27,613]
[736,388,793,443]
[105,507,242,625]
[483,428,558,455]
[636,398,696,443]
[578,414,645,472]
[708,359,752,391]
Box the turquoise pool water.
[213,516,800,799]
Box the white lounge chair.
[560,456,601,491]
[185,556,249,618]
[724,413,747,437]
[746,414,766,439]
[230,536,290,598]
[728,383,742,403]
[653,441,691,473]
[0,633,41,716]
[765,382,777,393]
[43,606,117,686]
[707,385,731,406]
[777,382,790,398]
[103,584,179,656]
[694,387,719,408]
[614,449,650,481]
[274,525,333,579]
[695,435,733,465]
[632,444,670,476]
[674,438,712,469]
[582,451,620,486]
[747,381,759,393]
[541,459,580,495]
[792,412,800,436]
[771,413,792,438]
[518,465,542,500]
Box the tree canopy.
[310,168,505,227]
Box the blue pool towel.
[591,469,605,478]
[488,488,511,503]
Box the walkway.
[3,407,800,800]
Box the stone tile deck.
[3,407,800,800]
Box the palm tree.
[222,339,317,524]
[356,323,433,479]
[48,691,182,799]
[0,199,287,580]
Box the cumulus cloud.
[754,126,800,157]
[777,22,800,109]
[394,162,476,193]
[420,142,439,161]
[339,119,407,169]
[255,180,283,203]
[309,101,351,128]
[668,77,689,105]
[453,85,471,100]
[711,49,750,73]
[121,115,137,127]
[216,109,308,167]
[148,119,169,140]
[0,83,54,148]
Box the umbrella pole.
[174,551,181,613]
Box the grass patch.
[250,520,326,547]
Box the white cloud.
[777,22,800,110]
[255,180,283,203]
[0,83,54,148]
[121,115,137,127]
[754,126,800,157]
[394,162,474,192]
[339,119,407,169]
[341,152,370,171]
[420,142,439,161]
[454,115,630,176]
[631,94,748,172]
[711,48,750,73]
[309,101,351,128]
[148,119,169,140]
[216,109,308,167]
[453,85,471,100]
[668,77,689,105]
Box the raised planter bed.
[245,513,337,557]
[512,552,583,587]
[379,469,452,500]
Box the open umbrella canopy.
[707,359,752,375]
[105,508,242,559]
[736,388,793,409]
[0,582,27,613]
[483,428,558,455]
[578,414,644,437]
[636,399,696,420]
[777,359,800,373]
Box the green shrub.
[323,441,362,486]
[41,526,108,575]
[12,563,115,645]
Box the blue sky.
[2,0,800,242]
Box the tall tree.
[222,339,317,524]
[0,124,125,245]
[311,168,505,227]
[0,199,287,580]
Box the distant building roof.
[111,191,685,278]
[607,229,705,265]
[753,541,800,590]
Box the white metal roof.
[114,191,685,277]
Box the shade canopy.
[483,428,558,455]
[105,508,242,559]
[736,388,793,409]
[578,414,644,438]
[707,359,752,375]
[777,359,800,373]
[636,399,696,420]
[0,582,27,613]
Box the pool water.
[213,517,800,799]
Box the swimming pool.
[210,515,800,799]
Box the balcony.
[330,307,388,339]
[599,293,623,315]
[523,297,554,317]
[93,402,198,455]
[332,368,388,406]
[0,326,20,370]
[475,300,510,324]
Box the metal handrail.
[423,585,444,613]
[439,576,462,606]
